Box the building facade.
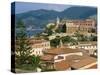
[30,38,51,56]
[68,42,97,56]
[55,17,96,34]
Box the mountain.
[16,9,59,28]
[88,14,97,20]
[61,6,97,19]
[14,6,97,36]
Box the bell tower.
[56,16,60,25]
[55,16,60,30]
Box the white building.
[68,42,97,55]
[30,38,50,56]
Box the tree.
[74,31,88,42]
[90,35,97,41]
[70,38,78,45]
[45,24,55,36]
[55,28,61,33]
[61,36,78,45]
[16,20,32,65]
[45,27,53,36]
[50,36,60,47]
[74,31,81,41]
[61,36,71,44]
[91,28,96,33]
[31,55,41,72]
[79,35,88,41]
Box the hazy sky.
[15,2,72,14]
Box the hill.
[14,6,97,36]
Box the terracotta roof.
[54,60,70,71]
[29,40,48,45]
[62,19,95,24]
[71,56,97,69]
[78,41,97,45]
[29,37,44,40]
[16,38,49,45]
[40,47,89,61]
[41,52,96,70]
[40,54,55,61]
[65,55,89,65]
[87,64,97,69]
[44,48,82,55]
[65,55,87,61]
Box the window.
[71,67,76,70]
[58,56,64,59]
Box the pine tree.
[15,20,32,65]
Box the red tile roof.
[87,64,97,69]
[40,54,55,61]
[54,60,70,71]
[71,56,97,69]
[44,48,82,55]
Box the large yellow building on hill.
[54,17,96,35]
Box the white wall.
[54,52,83,62]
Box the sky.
[15,2,72,14]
